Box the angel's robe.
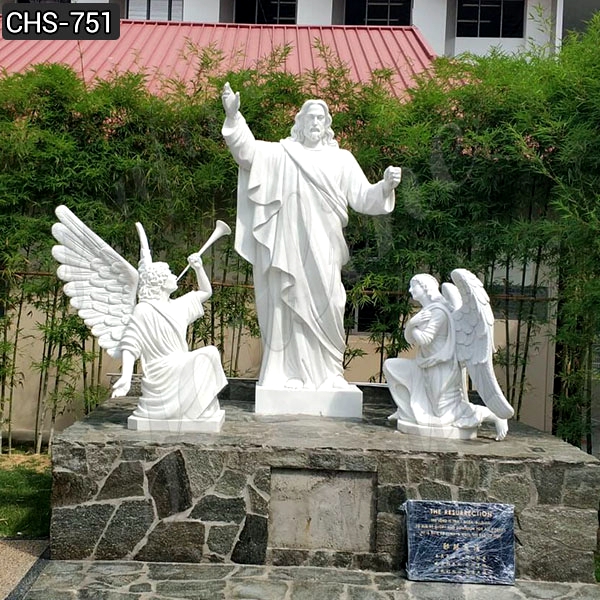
[383,301,481,427]
[223,114,395,389]
[119,292,227,420]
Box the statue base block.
[127,409,225,433]
[255,385,362,418]
[397,419,477,440]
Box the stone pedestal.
[128,409,225,433]
[255,385,363,418]
[397,419,477,440]
[50,380,600,583]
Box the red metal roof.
[0,20,435,95]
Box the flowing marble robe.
[383,301,481,427]
[120,292,227,420]
[223,115,396,389]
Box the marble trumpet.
[176,220,231,281]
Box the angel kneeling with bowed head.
[51,205,229,433]
[384,269,514,441]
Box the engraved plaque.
[404,499,515,585]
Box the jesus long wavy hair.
[289,100,338,147]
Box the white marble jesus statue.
[222,83,401,416]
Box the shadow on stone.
[147,450,192,519]
[231,515,268,564]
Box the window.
[345,292,404,334]
[346,302,377,334]
[490,284,549,321]
[235,0,297,24]
[345,0,411,26]
[457,0,524,38]
[128,0,183,20]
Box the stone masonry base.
[50,381,600,583]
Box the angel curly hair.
[410,273,443,302]
[138,261,172,300]
[290,100,338,147]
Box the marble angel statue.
[51,205,231,432]
[383,269,514,441]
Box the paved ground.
[0,539,48,599]
[4,560,598,599]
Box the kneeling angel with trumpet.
[51,205,231,432]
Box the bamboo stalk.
[0,309,9,455]
[96,339,103,388]
[7,282,26,454]
[48,302,68,454]
[90,336,96,397]
[217,243,230,358]
[36,282,60,454]
[516,243,543,420]
[510,256,528,417]
[378,330,385,383]
[33,310,49,447]
[585,344,593,454]
[233,267,251,375]
[82,331,88,412]
[504,260,511,403]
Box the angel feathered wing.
[450,268,514,420]
[51,205,139,359]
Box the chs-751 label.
[2,3,120,40]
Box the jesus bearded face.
[301,104,327,146]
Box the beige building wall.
[6,305,120,443]
[492,321,555,432]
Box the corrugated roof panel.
[288,26,304,74]
[0,20,435,96]
[322,27,349,72]
[301,27,322,74]
[227,25,255,71]
[376,28,413,89]
[346,27,378,82]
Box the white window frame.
[456,0,525,38]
